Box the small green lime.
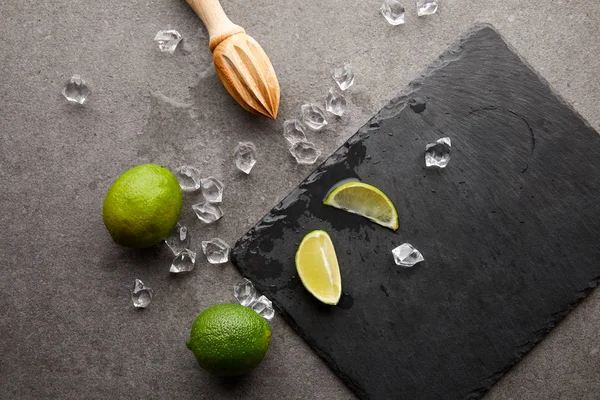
[102,163,182,248]
[186,304,272,376]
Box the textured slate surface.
[231,26,600,399]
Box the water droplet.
[409,97,426,113]
[337,293,354,309]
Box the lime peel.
[323,181,399,231]
[186,304,271,376]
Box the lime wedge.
[295,230,341,305]
[323,181,399,231]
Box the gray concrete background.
[1,0,599,398]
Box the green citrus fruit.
[102,163,182,248]
[323,181,399,231]
[296,230,341,305]
[186,304,272,376]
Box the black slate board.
[231,25,600,399]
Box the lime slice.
[295,230,341,305]
[323,181,399,231]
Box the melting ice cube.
[251,295,275,320]
[202,238,230,264]
[381,0,406,25]
[153,30,183,53]
[392,243,424,267]
[200,177,224,203]
[170,249,196,273]
[301,103,328,131]
[131,279,154,308]
[164,222,190,255]
[332,63,355,91]
[234,278,258,307]
[62,74,91,104]
[425,137,451,168]
[234,142,257,174]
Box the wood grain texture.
[184,0,244,51]
[185,0,280,119]
[213,33,280,119]
[231,25,600,399]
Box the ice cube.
[301,103,328,131]
[417,0,438,16]
[131,279,154,308]
[234,142,257,174]
[381,0,406,25]
[192,201,223,223]
[425,137,451,168]
[200,177,224,203]
[62,74,91,104]
[392,243,424,267]
[325,87,347,116]
[175,166,202,192]
[233,278,258,307]
[289,142,321,165]
[332,63,355,91]
[170,249,196,273]
[251,295,275,320]
[153,30,183,53]
[164,222,190,255]
[283,119,307,145]
[201,238,230,264]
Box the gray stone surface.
[0,0,598,399]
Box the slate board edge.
[231,24,600,399]
[487,26,598,134]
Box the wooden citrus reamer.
[185,0,280,119]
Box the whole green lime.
[186,304,272,376]
[102,163,182,248]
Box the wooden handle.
[185,0,245,52]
